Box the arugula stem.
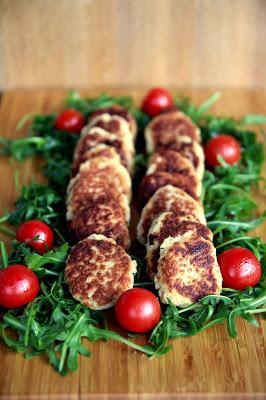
[196,91,221,115]
[209,219,264,230]
[245,308,266,314]
[0,225,15,237]
[58,313,87,373]
[24,300,36,346]
[0,241,9,268]
[87,325,155,356]
[210,184,256,201]
[216,236,256,249]
[0,214,10,224]
[3,314,26,332]
[243,291,266,310]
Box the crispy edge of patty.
[68,198,131,249]
[65,234,137,310]
[72,127,133,176]
[89,106,137,138]
[139,171,199,204]
[154,231,222,307]
[66,176,130,225]
[146,212,213,278]
[78,155,132,200]
[137,185,205,245]
[145,110,201,153]
[147,149,202,196]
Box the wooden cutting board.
[0,88,266,400]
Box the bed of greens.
[0,90,266,375]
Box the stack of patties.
[65,106,137,310]
[67,106,136,249]
[138,110,222,307]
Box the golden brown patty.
[87,114,132,141]
[67,177,130,225]
[145,111,201,153]
[155,141,204,181]
[77,144,124,166]
[147,149,202,196]
[137,185,205,245]
[90,105,137,138]
[68,190,130,248]
[71,127,131,176]
[86,115,135,161]
[65,234,137,310]
[154,231,222,307]
[146,212,213,278]
[75,156,132,200]
[139,171,199,204]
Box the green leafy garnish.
[0,91,266,375]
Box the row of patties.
[65,106,137,310]
[137,110,222,308]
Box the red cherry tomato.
[204,134,241,167]
[0,264,39,309]
[115,288,161,333]
[141,88,174,117]
[16,220,54,255]
[55,109,85,133]
[218,247,262,290]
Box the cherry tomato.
[55,109,85,133]
[115,288,161,333]
[141,88,174,117]
[16,220,54,255]
[0,264,39,309]
[204,134,241,167]
[218,247,262,290]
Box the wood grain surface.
[0,88,266,399]
[0,0,266,90]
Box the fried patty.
[90,105,137,138]
[65,234,137,310]
[77,144,124,167]
[72,127,132,176]
[147,149,202,196]
[139,171,199,204]
[154,231,222,307]
[145,111,201,154]
[76,156,132,200]
[137,185,205,245]
[146,212,213,278]
[87,113,132,141]
[67,177,130,225]
[68,193,130,248]
[86,115,135,159]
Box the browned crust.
[65,236,134,308]
[157,234,220,303]
[71,131,128,176]
[148,111,201,148]
[89,105,137,136]
[139,187,204,245]
[68,192,130,248]
[69,156,131,201]
[68,176,127,217]
[148,148,195,174]
[147,215,213,278]
[158,142,200,171]
[139,171,199,204]
[90,118,121,134]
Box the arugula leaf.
[0,183,61,226]
[1,91,266,375]
[65,90,133,117]
[25,243,69,272]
